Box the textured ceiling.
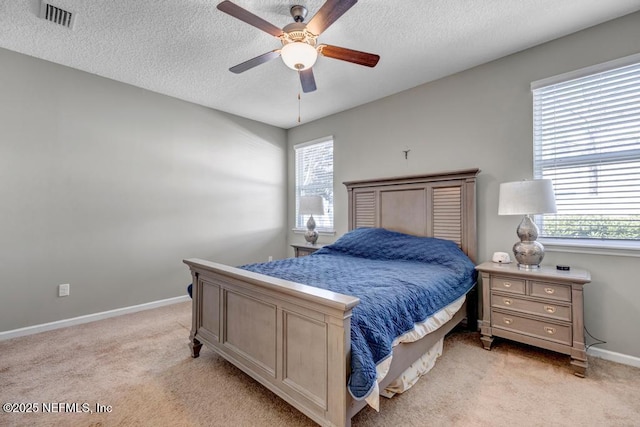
[1,0,640,129]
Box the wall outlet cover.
[58,283,70,297]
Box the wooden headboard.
[343,169,479,263]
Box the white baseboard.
[587,346,640,368]
[0,295,191,341]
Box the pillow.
[315,227,471,268]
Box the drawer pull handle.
[544,305,556,314]
[544,326,556,335]
[544,287,555,294]
[503,317,513,325]
[503,298,512,305]
[503,282,512,288]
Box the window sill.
[539,238,640,258]
[292,228,336,236]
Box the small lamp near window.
[299,195,324,245]
[498,179,557,270]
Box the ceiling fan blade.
[306,0,358,36]
[299,68,317,93]
[229,50,281,74]
[217,1,283,38]
[319,44,380,67]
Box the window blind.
[295,138,334,230]
[532,59,640,241]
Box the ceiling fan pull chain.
[297,70,302,123]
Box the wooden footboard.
[185,258,360,427]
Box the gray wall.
[0,47,287,331]
[288,12,640,359]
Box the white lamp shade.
[281,42,318,71]
[299,195,324,216]
[498,179,557,215]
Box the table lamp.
[299,195,325,245]
[498,179,557,269]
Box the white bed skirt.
[364,295,466,410]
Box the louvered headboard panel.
[433,186,462,245]
[344,169,479,262]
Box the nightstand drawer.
[291,244,323,258]
[490,276,526,295]
[530,281,571,302]
[491,310,572,346]
[491,293,571,322]
[296,248,316,257]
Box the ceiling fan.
[217,0,380,93]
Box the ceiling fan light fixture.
[281,42,318,71]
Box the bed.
[184,168,479,427]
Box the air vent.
[39,1,76,29]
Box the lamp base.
[513,215,545,270]
[304,230,318,245]
[304,215,319,245]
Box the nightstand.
[291,243,323,258]
[475,261,591,377]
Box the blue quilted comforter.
[239,227,476,400]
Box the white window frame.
[293,136,335,234]
[531,53,640,257]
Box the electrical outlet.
[58,283,70,297]
[268,256,273,262]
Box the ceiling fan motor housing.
[282,22,316,44]
[290,5,307,22]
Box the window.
[532,54,640,245]
[295,137,334,231]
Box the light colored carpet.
[1,301,639,427]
